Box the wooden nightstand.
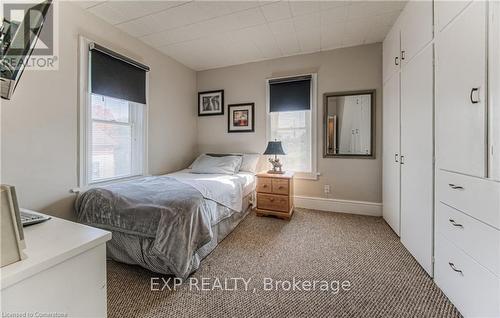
[255,171,294,220]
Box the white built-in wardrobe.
[383,1,500,317]
[382,0,434,275]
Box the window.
[88,94,145,183]
[267,74,317,179]
[79,37,148,187]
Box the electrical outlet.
[324,185,330,194]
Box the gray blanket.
[75,176,212,278]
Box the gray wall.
[0,2,198,220]
[197,43,382,203]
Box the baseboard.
[294,196,382,217]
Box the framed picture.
[228,103,255,133]
[198,90,224,116]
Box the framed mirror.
[323,90,375,158]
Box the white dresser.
[434,171,500,317]
[1,210,111,317]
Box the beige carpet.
[107,209,461,318]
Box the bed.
[75,166,256,279]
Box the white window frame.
[77,36,148,188]
[266,73,319,180]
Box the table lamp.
[263,140,286,174]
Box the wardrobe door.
[436,1,487,177]
[382,73,400,236]
[400,45,434,276]
[383,26,401,84]
[435,0,472,32]
[489,1,500,181]
[400,0,433,64]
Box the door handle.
[448,262,463,275]
[448,219,464,228]
[394,56,399,66]
[448,183,464,190]
[400,155,405,164]
[395,154,399,163]
[470,87,480,104]
[401,50,406,60]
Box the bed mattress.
[76,170,256,277]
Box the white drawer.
[435,234,500,317]
[437,202,500,276]
[437,170,500,229]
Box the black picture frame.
[198,90,224,116]
[228,103,255,133]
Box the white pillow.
[191,154,242,175]
[239,153,260,173]
[190,153,260,173]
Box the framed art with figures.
[228,103,254,133]
[198,90,224,116]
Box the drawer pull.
[269,198,275,202]
[279,186,284,189]
[448,219,464,228]
[448,183,464,190]
[448,262,463,275]
[263,185,268,188]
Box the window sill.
[293,172,320,181]
[73,174,147,193]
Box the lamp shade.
[263,141,286,155]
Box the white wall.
[0,2,198,220]
[197,43,382,203]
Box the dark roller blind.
[90,44,149,104]
[269,75,311,112]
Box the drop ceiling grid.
[76,0,406,71]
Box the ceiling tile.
[226,1,262,12]
[268,18,295,35]
[320,5,349,27]
[235,25,282,58]
[348,1,406,19]
[275,33,300,55]
[194,1,236,18]
[376,10,402,27]
[293,12,320,31]
[260,1,292,22]
[365,25,391,44]
[320,22,345,50]
[89,1,187,25]
[297,30,320,52]
[345,16,378,35]
[72,1,106,10]
[87,2,131,25]
[117,18,158,38]
[151,2,212,31]
[289,1,320,17]
[230,7,267,29]
[320,1,350,11]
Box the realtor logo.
[1,0,58,70]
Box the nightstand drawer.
[272,179,289,195]
[257,178,272,193]
[257,193,289,212]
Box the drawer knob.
[279,186,284,189]
[448,183,464,190]
[263,185,268,188]
[269,198,275,202]
[448,262,463,275]
[448,219,464,228]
